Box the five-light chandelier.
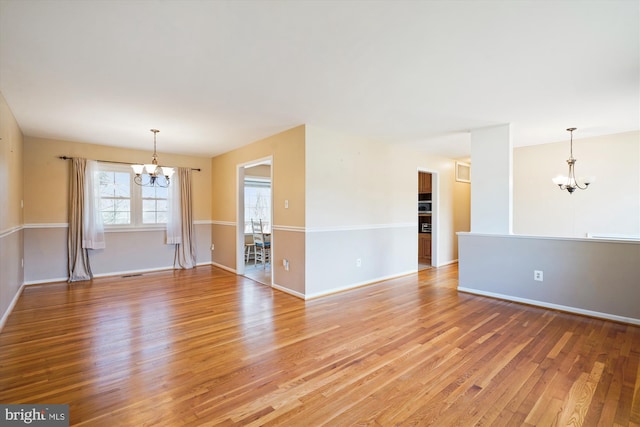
[132,129,174,187]
[552,127,594,194]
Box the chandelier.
[552,127,594,194]
[131,129,174,187]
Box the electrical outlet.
[534,270,543,281]
[283,259,289,271]
[356,258,362,267]
[210,244,214,251]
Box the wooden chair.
[251,219,271,267]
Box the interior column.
[470,124,513,234]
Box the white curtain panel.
[83,160,105,249]
[166,171,182,245]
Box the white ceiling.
[0,0,638,159]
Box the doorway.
[237,157,273,286]
[418,170,436,270]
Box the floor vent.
[122,274,143,278]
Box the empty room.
[1,1,638,425]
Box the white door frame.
[418,168,438,267]
[236,156,274,280]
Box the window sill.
[105,225,166,233]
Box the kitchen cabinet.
[418,233,431,263]
[418,171,433,264]
[419,173,432,193]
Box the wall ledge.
[457,231,640,245]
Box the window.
[98,163,169,227]
[244,178,271,233]
[141,185,168,224]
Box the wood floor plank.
[1,264,639,426]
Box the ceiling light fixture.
[552,127,594,194]
[132,129,174,187]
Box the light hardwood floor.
[1,265,639,426]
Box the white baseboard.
[24,263,216,286]
[0,283,25,332]
[24,277,68,286]
[304,269,418,300]
[271,283,305,299]
[211,262,237,274]
[457,287,640,326]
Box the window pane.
[244,184,271,233]
[143,200,156,212]
[116,200,130,211]
[156,212,167,224]
[115,212,130,224]
[102,211,116,225]
[99,172,115,197]
[114,172,130,197]
[100,199,114,211]
[155,186,168,199]
[142,186,156,198]
[143,212,156,224]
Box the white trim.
[24,277,69,285]
[93,266,175,278]
[0,225,23,239]
[271,225,305,233]
[196,261,212,267]
[438,259,459,267]
[21,223,181,233]
[236,155,273,277]
[194,220,213,225]
[105,226,165,233]
[0,283,25,332]
[587,233,640,241]
[306,223,415,233]
[212,220,236,227]
[304,269,417,300]
[271,282,305,299]
[457,287,640,326]
[457,231,640,245]
[23,223,68,229]
[25,263,213,285]
[211,261,237,274]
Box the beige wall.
[0,93,23,230]
[24,137,212,223]
[22,136,213,283]
[0,92,24,325]
[210,125,306,293]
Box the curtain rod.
[58,156,201,172]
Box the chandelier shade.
[132,129,174,187]
[552,127,594,194]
